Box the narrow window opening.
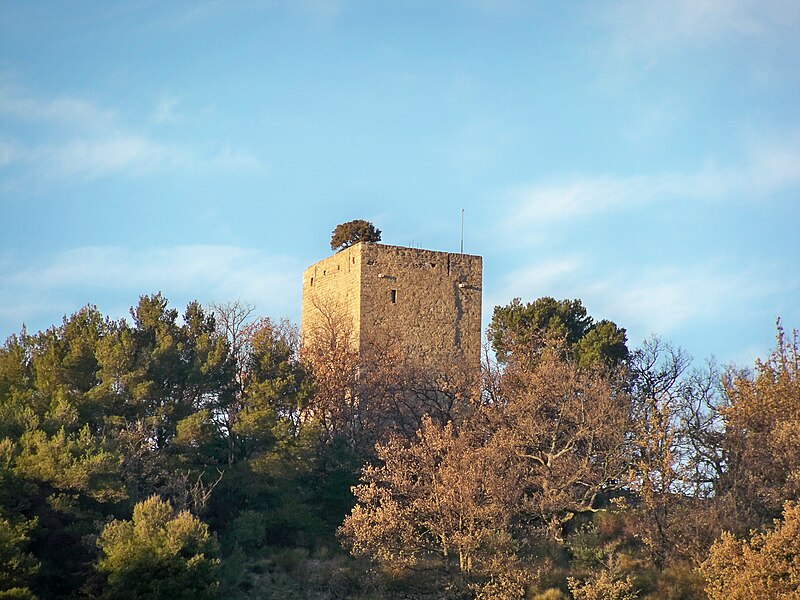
[390,289,397,304]
[310,277,314,286]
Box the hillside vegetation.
[0,294,797,599]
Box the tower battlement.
[301,242,482,375]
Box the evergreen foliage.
[96,496,219,600]
[330,220,381,251]
[0,511,38,599]
[488,297,629,369]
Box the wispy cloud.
[0,84,117,131]
[586,263,772,339]
[151,95,183,124]
[504,170,729,229]
[209,144,262,170]
[292,0,345,24]
[0,139,19,167]
[586,0,800,119]
[502,136,800,231]
[42,136,181,180]
[148,0,345,30]
[0,84,262,186]
[0,245,302,336]
[490,255,786,349]
[601,0,800,66]
[488,257,583,302]
[482,256,584,326]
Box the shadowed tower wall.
[301,242,482,375]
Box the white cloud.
[746,136,800,191]
[164,0,231,27]
[587,0,800,114]
[45,136,181,180]
[602,0,799,65]
[0,85,117,131]
[0,246,302,337]
[506,176,649,224]
[482,256,584,330]
[588,265,746,338]
[152,95,183,124]
[146,0,344,31]
[503,137,800,233]
[0,84,262,184]
[0,139,20,167]
[504,260,780,344]
[488,257,583,303]
[209,144,262,170]
[293,0,344,23]
[503,170,727,230]
[490,256,784,350]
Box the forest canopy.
[0,294,797,599]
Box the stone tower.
[301,242,482,375]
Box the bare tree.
[209,301,308,462]
[211,299,256,390]
[627,336,691,568]
[495,345,634,539]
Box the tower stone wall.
[301,242,482,375]
[300,243,364,350]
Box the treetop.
[330,220,382,251]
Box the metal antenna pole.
[460,208,464,254]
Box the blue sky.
[1,0,798,366]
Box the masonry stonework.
[301,242,482,375]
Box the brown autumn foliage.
[692,324,800,597]
[299,296,394,453]
[340,345,636,596]
[299,300,364,446]
[337,321,800,598]
[567,565,637,600]
[340,416,526,594]
[301,297,477,456]
[493,345,634,538]
[719,323,800,529]
[699,501,800,599]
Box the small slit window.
[310,277,314,286]
[390,289,397,304]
